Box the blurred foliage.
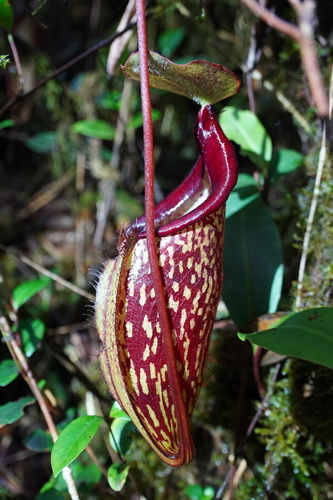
[0,0,333,498]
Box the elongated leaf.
[0,396,35,427]
[226,174,260,218]
[109,419,134,455]
[121,51,240,105]
[110,401,132,421]
[25,132,57,154]
[23,429,53,452]
[12,277,51,311]
[239,307,333,370]
[19,317,46,357]
[268,148,303,184]
[51,415,103,477]
[223,183,283,329]
[107,462,130,492]
[0,118,14,129]
[0,0,14,32]
[71,119,115,140]
[220,107,272,168]
[158,28,186,58]
[0,359,19,386]
[126,109,162,130]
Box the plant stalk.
[135,0,192,464]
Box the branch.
[0,315,80,500]
[0,21,136,118]
[240,0,300,40]
[240,0,329,118]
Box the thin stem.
[240,0,329,117]
[0,244,95,301]
[0,315,80,500]
[0,21,136,118]
[295,123,327,309]
[7,34,24,92]
[135,0,192,464]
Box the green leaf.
[185,484,204,500]
[226,174,260,218]
[110,401,132,421]
[71,119,115,140]
[158,27,186,57]
[0,54,10,69]
[0,0,14,32]
[268,148,303,184]
[126,109,162,130]
[72,462,102,486]
[51,415,103,477]
[223,190,283,329]
[0,359,19,386]
[25,132,57,154]
[121,51,240,106]
[96,89,122,110]
[109,419,134,455]
[239,307,333,370]
[107,462,130,492]
[23,429,53,452]
[0,396,36,426]
[19,318,46,357]
[35,488,65,500]
[220,107,273,168]
[12,277,51,311]
[0,118,14,129]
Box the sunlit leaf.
[71,119,115,140]
[0,54,10,69]
[107,462,130,492]
[51,415,103,477]
[12,277,51,311]
[268,148,303,184]
[121,51,240,106]
[0,396,36,427]
[0,359,19,386]
[220,107,272,168]
[239,307,333,370]
[110,401,132,421]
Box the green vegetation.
[0,0,333,498]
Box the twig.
[295,116,327,309]
[0,315,80,500]
[0,21,136,118]
[0,244,95,301]
[7,34,24,92]
[240,0,300,40]
[240,0,329,117]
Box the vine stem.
[0,315,80,500]
[135,0,192,463]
